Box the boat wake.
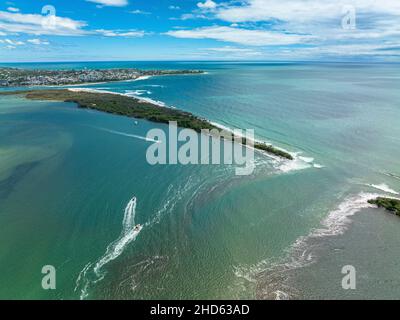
[74,176,210,299]
[91,126,161,143]
[75,196,142,300]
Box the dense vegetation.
[368,197,400,216]
[0,89,293,160]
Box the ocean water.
[0,61,400,299]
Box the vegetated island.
[0,89,293,160]
[0,67,203,87]
[368,197,400,216]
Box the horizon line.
[1,59,400,65]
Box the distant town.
[0,67,203,87]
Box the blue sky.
[0,0,399,62]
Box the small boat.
[134,121,139,125]
[134,224,142,232]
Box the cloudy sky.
[0,0,399,62]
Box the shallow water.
[0,62,400,299]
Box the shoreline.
[2,72,204,91]
[0,88,294,160]
[67,87,167,107]
[0,77,151,90]
[0,67,204,88]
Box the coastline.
[2,61,400,300]
[0,68,204,88]
[0,88,293,160]
[67,88,167,107]
[4,76,152,89]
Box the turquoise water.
[0,62,400,299]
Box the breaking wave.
[233,192,388,300]
[67,88,167,107]
[366,183,399,195]
[125,89,152,96]
[209,121,323,174]
[132,76,152,81]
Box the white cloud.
[278,43,400,58]
[96,29,145,37]
[7,7,19,13]
[169,5,180,10]
[170,1,216,21]
[129,10,151,15]
[206,46,258,53]
[86,0,128,7]
[216,0,400,23]
[205,46,262,56]
[174,13,209,21]
[0,38,24,45]
[214,0,400,43]
[197,0,217,10]
[0,10,88,36]
[0,11,146,39]
[27,38,50,45]
[166,26,315,46]
[167,0,400,59]
[0,38,51,48]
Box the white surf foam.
[209,121,271,147]
[233,192,387,299]
[71,90,316,173]
[125,89,152,96]
[68,87,118,94]
[313,192,381,237]
[366,183,399,195]
[277,156,312,173]
[72,90,322,173]
[132,75,152,81]
[124,91,166,107]
[210,121,286,158]
[67,88,168,107]
[209,121,323,174]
